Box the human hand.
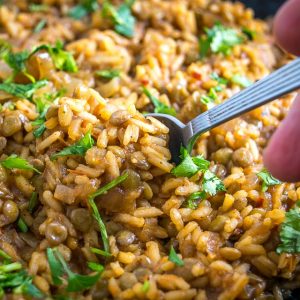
[263,0,300,182]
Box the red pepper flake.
[141,78,149,86]
[191,71,202,80]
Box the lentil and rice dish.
[0,0,299,299]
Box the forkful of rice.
[148,58,300,163]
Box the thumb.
[263,94,300,182]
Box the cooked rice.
[0,0,299,299]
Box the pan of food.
[0,0,299,299]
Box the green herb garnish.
[141,280,150,293]
[201,87,218,106]
[17,217,28,233]
[28,192,38,214]
[1,154,41,174]
[199,22,243,58]
[33,20,47,33]
[231,74,252,88]
[242,27,256,40]
[90,247,111,257]
[210,72,228,86]
[29,4,49,12]
[51,130,94,160]
[185,191,206,209]
[102,1,135,38]
[257,169,282,192]
[96,69,120,79]
[88,172,129,254]
[168,246,184,266]
[277,202,300,254]
[87,262,104,273]
[0,258,43,298]
[68,0,99,19]
[47,248,100,292]
[143,87,176,116]
[32,41,78,73]
[0,80,48,100]
[202,169,225,196]
[171,146,210,178]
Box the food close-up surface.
[0,0,299,299]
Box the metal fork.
[149,58,300,163]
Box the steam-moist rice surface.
[0,0,299,299]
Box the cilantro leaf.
[90,247,111,257]
[13,276,44,299]
[1,154,41,174]
[33,42,78,73]
[210,72,228,85]
[69,0,99,19]
[51,130,94,160]
[231,74,252,88]
[102,1,135,38]
[185,191,206,209]
[257,169,282,192]
[0,80,48,99]
[143,87,176,116]
[199,22,243,58]
[202,170,225,196]
[201,87,218,106]
[28,4,49,12]
[33,123,46,138]
[46,248,64,285]
[88,172,129,253]
[28,192,38,214]
[96,69,120,79]
[87,262,104,273]
[171,146,209,178]
[277,203,300,254]
[141,280,150,293]
[242,27,256,40]
[168,246,184,266]
[47,248,100,292]
[17,217,28,233]
[33,20,47,33]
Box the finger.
[273,0,300,55]
[263,94,300,182]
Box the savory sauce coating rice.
[0,0,299,299]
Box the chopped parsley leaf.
[46,248,100,292]
[87,262,104,273]
[143,87,176,116]
[231,74,252,88]
[185,191,206,209]
[0,257,43,298]
[51,130,94,160]
[210,72,228,86]
[141,280,150,293]
[17,217,28,233]
[277,202,300,254]
[168,246,184,266]
[199,22,243,58]
[96,69,120,79]
[68,0,99,20]
[33,19,47,33]
[257,169,282,192]
[32,41,78,73]
[102,1,135,38]
[0,80,48,100]
[242,27,256,40]
[88,172,129,254]
[202,170,225,196]
[201,87,218,106]
[171,146,210,178]
[1,154,41,174]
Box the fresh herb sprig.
[199,22,243,58]
[46,248,101,292]
[143,87,176,116]
[88,172,129,253]
[51,130,94,160]
[168,246,184,266]
[0,80,48,100]
[1,154,41,174]
[102,0,135,38]
[96,69,120,79]
[69,0,99,20]
[277,202,300,254]
[257,169,282,192]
